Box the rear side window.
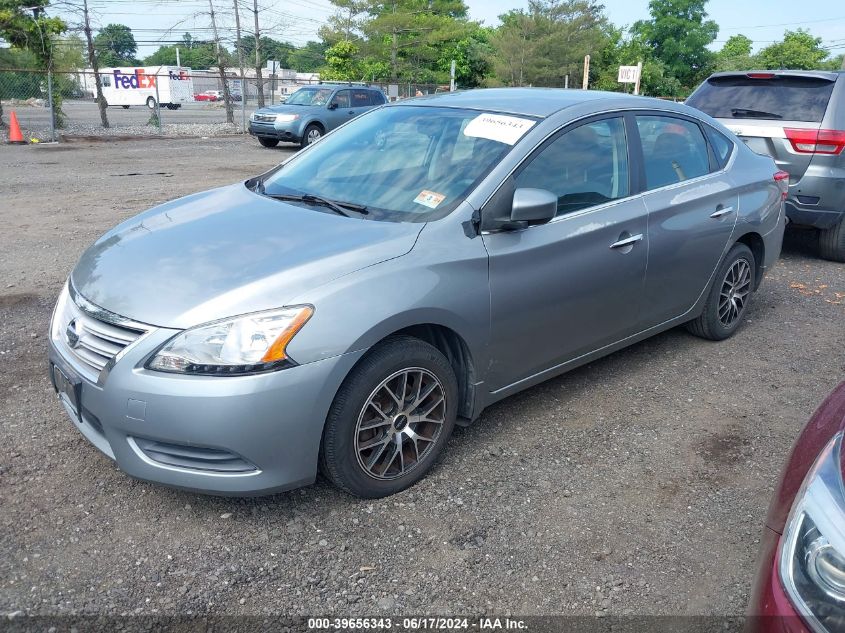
[636,116,710,190]
[368,90,386,105]
[705,127,733,169]
[352,89,371,106]
[686,75,835,123]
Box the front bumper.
[48,327,364,496]
[248,119,304,142]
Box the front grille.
[52,284,147,381]
[132,437,258,473]
[253,113,276,123]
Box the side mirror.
[328,102,338,110]
[507,188,557,228]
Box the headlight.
[275,113,300,123]
[146,306,313,375]
[779,432,845,633]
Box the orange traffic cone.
[6,111,26,144]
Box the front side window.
[285,87,334,106]
[637,115,710,190]
[515,117,630,217]
[259,106,526,222]
[331,90,351,108]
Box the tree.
[713,34,753,72]
[241,35,294,68]
[143,42,220,68]
[0,0,66,125]
[322,39,361,80]
[288,41,327,73]
[756,29,829,70]
[94,23,137,67]
[491,1,612,88]
[631,0,718,89]
[436,24,493,87]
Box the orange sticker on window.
[414,190,446,209]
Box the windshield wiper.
[731,108,782,119]
[264,192,368,217]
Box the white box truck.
[80,66,194,110]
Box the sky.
[56,0,845,60]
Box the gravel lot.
[1,137,844,620]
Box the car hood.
[71,183,424,328]
[258,104,321,115]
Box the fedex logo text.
[113,69,156,90]
[169,70,189,81]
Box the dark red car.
[748,381,845,633]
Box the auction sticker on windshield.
[463,113,536,145]
[414,190,447,209]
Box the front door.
[482,116,649,391]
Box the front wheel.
[320,336,458,498]
[257,137,279,148]
[301,124,322,148]
[819,216,845,262]
[686,243,755,341]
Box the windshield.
[285,87,334,106]
[260,106,529,222]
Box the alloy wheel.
[307,128,322,144]
[718,258,751,327]
[354,368,446,481]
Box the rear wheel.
[146,96,156,110]
[320,336,458,498]
[686,243,755,341]
[819,216,845,262]
[257,137,279,148]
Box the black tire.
[301,123,322,148]
[819,216,845,262]
[121,105,130,109]
[320,335,458,498]
[146,96,156,110]
[257,137,279,148]
[686,243,755,341]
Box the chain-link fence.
[1,67,442,142]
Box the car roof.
[706,70,843,81]
[390,87,680,119]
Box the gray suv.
[248,84,386,148]
[687,70,845,261]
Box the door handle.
[710,206,734,218]
[609,234,644,249]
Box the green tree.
[0,0,67,126]
[436,24,493,87]
[241,35,294,68]
[94,23,138,67]
[322,40,361,80]
[756,29,829,70]
[287,41,327,72]
[491,1,612,88]
[143,42,221,68]
[713,34,753,71]
[631,0,718,89]
[592,29,682,96]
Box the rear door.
[686,73,836,180]
[634,113,738,327]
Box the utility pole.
[82,0,109,128]
[208,0,234,124]
[252,0,265,107]
[232,0,247,128]
[582,54,590,90]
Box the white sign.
[463,113,536,146]
[618,65,640,83]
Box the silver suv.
[687,70,845,261]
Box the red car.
[194,90,222,102]
[748,381,845,632]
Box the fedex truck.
[81,66,194,109]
